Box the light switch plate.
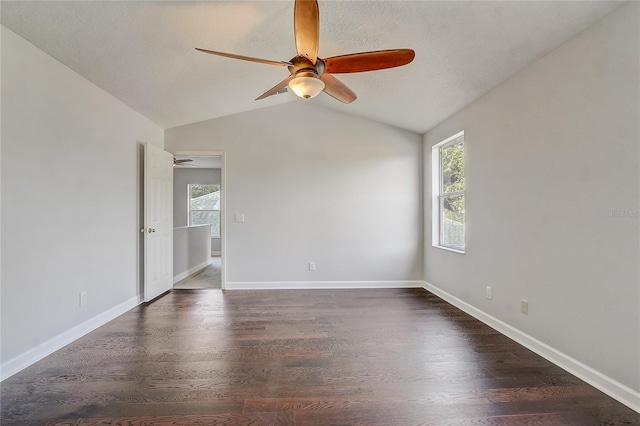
[234,213,245,223]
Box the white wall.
[424,2,639,400]
[1,27,164,374]
[173,225,212,282]
[166,102,423,286]
[173,167,222,252]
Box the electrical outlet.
[234,213,245,223]
[79,291,87,307]
[520,299,528,315]
[486,286,492,300]
[308,261,316,271]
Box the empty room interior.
[1,1,639,424]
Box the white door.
[143,143,173,302]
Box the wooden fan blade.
[294,0,319,65]
[256,75,295,100]
[324,49,415,74]
[320,74,357,104]
[195,48,291,66]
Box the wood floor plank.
[1,288,638,424]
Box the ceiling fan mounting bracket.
[288,56,325,77]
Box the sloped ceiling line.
[1,1,622,133]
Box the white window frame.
[432,131,465,253]
[187,183,221,238]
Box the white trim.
[423,281,640,414]
[4,280,636,413]
[431,131,466,252]
[433,245,465,254]
[0,296,140,382]
[431,141,440,247]
[225,280,424,290]
[173,258,212,284]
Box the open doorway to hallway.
[171,155,224,290]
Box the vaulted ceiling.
[1,1,622,133]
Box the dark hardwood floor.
[1,288,638,425]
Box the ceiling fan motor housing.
[288,56,325,77]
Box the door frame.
[173,150,227,290]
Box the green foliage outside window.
[441,141,464,224]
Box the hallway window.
[188,184,220,238]
[432,131,465,252]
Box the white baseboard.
[0,296,140,382]
[4,280,636,414]
[225,280,424,290]
[211,251,221,256]
[173,258,212,283]
[423,281,640,414]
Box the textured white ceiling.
[1,1,623,133]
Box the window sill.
[433,245,465,254]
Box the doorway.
[171,152,226,290]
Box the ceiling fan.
[173,158,194,167]
[195,0,415,104]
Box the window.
[432,131,465,252]
[188,184,220,238]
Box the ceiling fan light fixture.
[196,0,414,104]
[288,72,324,99]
